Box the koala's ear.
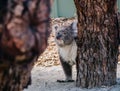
[71,21,78,38]
[53,24,59,31]
[55,26,58,30]
[71,21,77,30]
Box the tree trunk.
[0,0,51,91]
[118,12,120,44]
[74,0,119,88]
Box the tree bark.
[0,0,51,91]
[74,0,119,88]
[118,12,120,44]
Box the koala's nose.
[56,34,62,40]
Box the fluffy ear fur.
[71,21,77,30]
[53,24,59,31]
[71,21,78,38]
[53,24,59,35]
[55,25,58,30]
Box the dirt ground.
[24,65,120,91]
[24,17,120,91]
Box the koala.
[54,21,78,82]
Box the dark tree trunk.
[0,0,51,91]
[118,12,120,44]
[74,0,119,88]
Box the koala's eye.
[58,32,60,35]
[64,32,67,34]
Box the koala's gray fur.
[54,21,77,82]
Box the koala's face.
[54,22,77,47]
[55,27,74,46]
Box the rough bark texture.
[118,12,120,43]
[0,0,51,91]
[74,0,119,88]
